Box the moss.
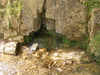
[87,31,100,64]
[93,32,100,53]
[24,36,33,44]
[58,35,89,50]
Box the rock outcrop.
[0,0,88,41]
[21,0,44,35]
[45,0,87,40]
[0,0,45,42]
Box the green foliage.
[93,32,100,55]
[61,35,88,50]
[12,0,22,18]
[87,32,100,64]
[62,37,70,44]
[0,0,22,28]
[94,56,100,64]
[83,0,100,63]
[46,31,55,36]
[84,0,100,14]
[24,36,33,44]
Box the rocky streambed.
[0,47,99,75]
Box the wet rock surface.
[0,47,99,75]
[0,0,44,41]
[31,32,70,49]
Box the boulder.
[0,40,17,55]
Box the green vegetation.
[92,32,100,63]
[47,31,89,50]
[24,36,33,44]
[60,35,88,50]
[83,0,100,63]
[84,0,100,14]
[0,0,22,29]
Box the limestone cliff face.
[21,0,88,40]
[21,0,44,35]
[0,0,44,41]
[0,0,88,41]
[45,0,88,40]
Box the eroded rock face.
[45,0,87,40]
[0,0,45,41]
[0,0,88,41]
[21,0,44,35]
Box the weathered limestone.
[0,0,88,41]
[0,40,17,55]
[0,0,45,41]
[21,0,44,35]
[45,0,87,40]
